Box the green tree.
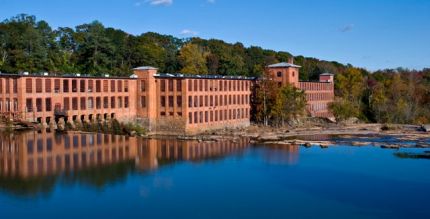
[178,43,208,74]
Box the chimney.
[288,57,294,64]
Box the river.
[0,131,429,218]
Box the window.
[188,96,192,107]
[111,80,116,92]
[188,80,192,91]
[168,80,173,91]
[194,112,198,123]
[141,96,146,108]
[88,97,94,109]
[205,111,208,122]
[35,98,42,112]
[96,80,101,92]
[199,80,203,91]
[111,97,115,108]
[81,97,86,110]
[177,96,182,107]
[72,98,78,110]
[124,81,128,92]
[44,79,51,93]
[292,71,295,77]
[72,80,77,92]
[125,97,129,108]
[118,80,122,92]
[199,96,203,107]
[80,80,85,92]
[160,80,166,92]
[96,97,101,109]
[140,80,145,92]
[189,112,192,124]
[88,80,93,92]
[64,97,70,110]
[35,79,42,93]
[168,96,174,107]
[26,79,32,93]
[103,80,108,92]
[26,98,33,112]
[177,80,182,92]
[63,79,69,92]
[46,98,52,111]
[103,97,109,109]
[160,96,166,107]
[205,80,208,91]
[118,97,122,108]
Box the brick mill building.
[266,60,335,118]
[0,60,334,134]
[0,67,253,134]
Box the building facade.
[0,67,253,134]
[266,60,334,118]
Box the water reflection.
[0,131,254,197]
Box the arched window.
[277,72,282,77]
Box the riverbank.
[175,122,430,149]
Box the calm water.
[0,131,429,219]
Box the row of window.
[25,147,130,175]
[188,94,250,108]
[0,78,18,94]
[25,96,129,112]
[300,82,333,91]
[276,71,295,77]
[306,92,333,101]
[0,98,18,112]
[26,134,129,154]
[187,79,250,92]
[25,78,129,93]
[188,108,249,124]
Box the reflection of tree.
[0,176,57,198]
[61,160,136,189]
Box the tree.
[270,84,306,126]
[74,21,114,74]
[178,43,208,74]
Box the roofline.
[0,73,136,80]
[154,74,256,81]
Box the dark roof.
[154,73,256,80]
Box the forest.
[1,14,429,124]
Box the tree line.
[1,14,429,124]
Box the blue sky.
[0,0,429,71]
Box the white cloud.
[135,0,172,7]
[148,0,173,6]
[180,29,199,36]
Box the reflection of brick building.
[0,131,250,178]
[0,67,253,134]
[266,59,334,118]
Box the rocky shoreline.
[174,123,430,149]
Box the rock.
[258,134,281,141]
[304,142,312,147]
[421,124,430,132]
[320,144,329,149]
[351,141,371,146]
[380,144,400,149]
